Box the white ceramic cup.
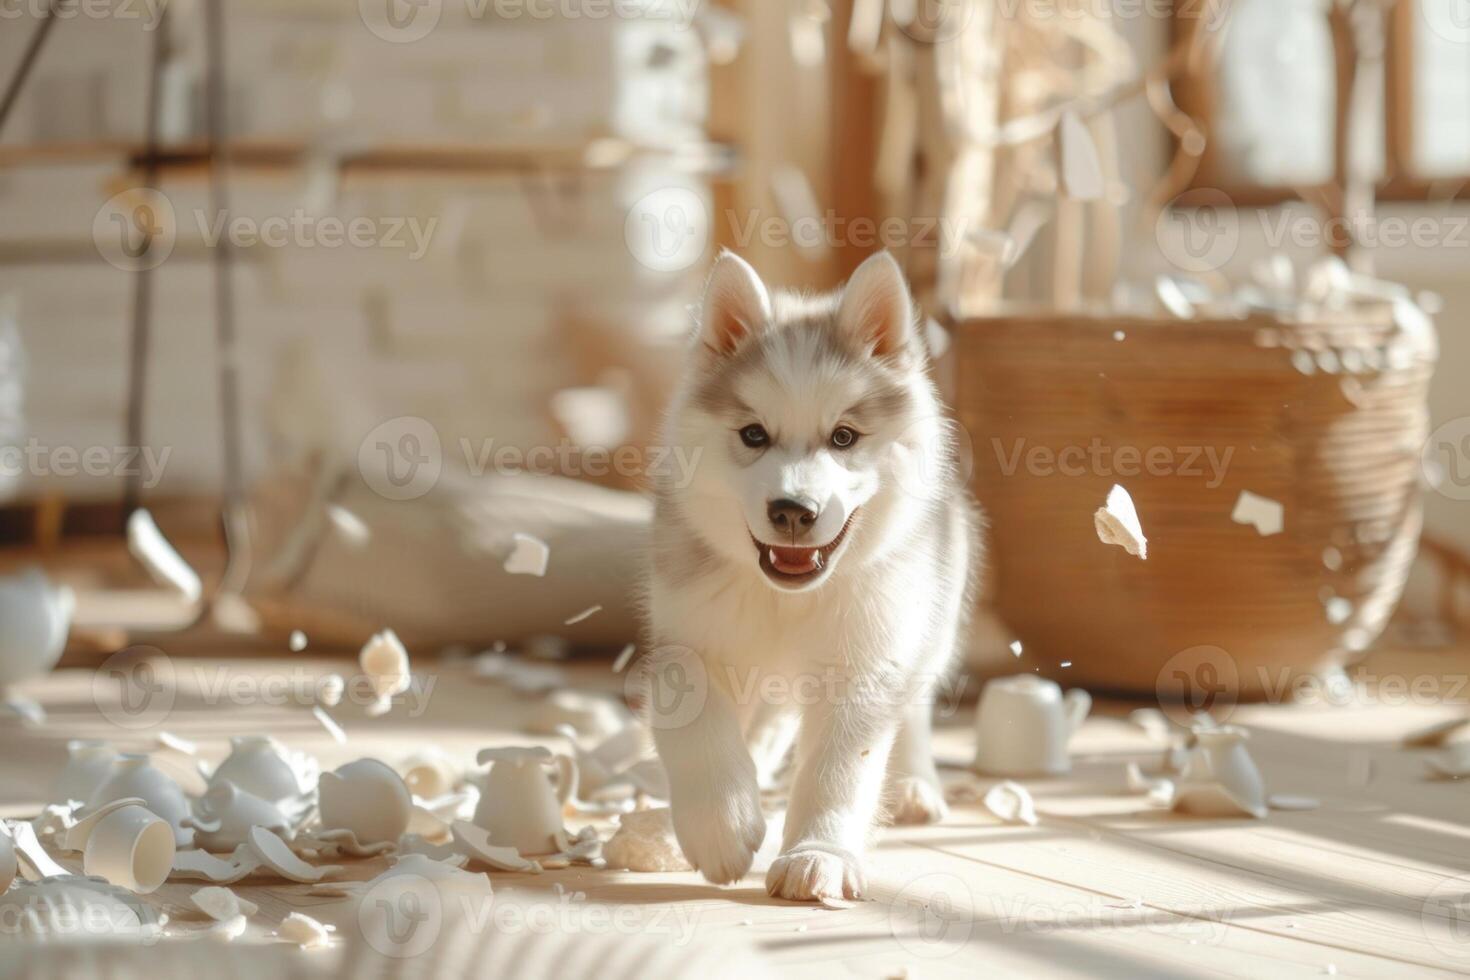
[973,675,1091,777]
[82,804,175,893]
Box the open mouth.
[751,511,857,587]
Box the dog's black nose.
[768,498,818,532]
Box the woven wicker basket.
[954,309,1435,699]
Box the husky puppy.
[643,249,981,902]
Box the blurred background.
[0,0,1467,694]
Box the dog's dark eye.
[830,426,858,449]
[739,424,769,448]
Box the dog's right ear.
[699,251,771,356]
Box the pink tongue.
[769,546,820,575]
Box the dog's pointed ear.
[837,250,916,358]
[699,251,771,356]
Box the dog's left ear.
[836,250,916,358]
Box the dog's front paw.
[887,775,949,825]
[670,772,766,885]
[766,844,865,902]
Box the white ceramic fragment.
[398,749,462,800]
[612,643,637,673]
[156,732,198,756]
[1323,596,1352,625]
[9,820,70,879]
[191,885,257,921]
[503,532,550,576]
[1094,484,1147,559]
[602,807,691,872]
[31,801,83,841]
[61,797,151,854]
[316,674,346,707]
[206,913,248,942]
[973,675,1090,777]
[319,758,412,845]
[89,755,192,846]
[982,781,1039,826]
[0,875,161,942]
[82,804,175,893]
[1009,640,1023,657]
[525,689,631,740]
[450,821,542,872]
[1267,794,1320,811]
[313,706,347,744]
[563,605,603,626]
[289,630,308,652]
[0,567,74,688]
[358,628,411,714]
[1127,708,1173,743]
[169,848,260,884]
[473,747,575,855]
[53,740,119,808]
[279,911,335,949]
[187,782,292,852]
[1155,275,1196,319]
[246,827,342,883]
[1124,763,1173,798]
[127,509,203,602]
[326,504,371,546]
[1231,491,1284,537]
[1171,725,1268,819]
[298,828,398,859]
[209,735,317,807]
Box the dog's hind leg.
[745,702,800,790]
[884,696,948,825]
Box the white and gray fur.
[641,249,982,902]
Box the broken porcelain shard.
[187,782,292,852]
[450,821,542,872]
[81,803,175,894]
[0,567,73,688]
[473,746,576,855]
[53,740,119,807]
[279,911,335,949]
[246,826,342,883]
[87,755,192,846]
[318,758,412,845]
[1094,484,1147,559]
[398,748,462,800]
[9,820,69,879]
[973,675,1090,777]
[169,847,260,884]
[191,885,258,921]
[601,806,691,872]
[358,629,411,709]
[209,735,318,808]
[1231,490,1284,537]
[126,509,203,603]
[503,532,551,576]
[1171,725,1268,819]
[982,781,1039,826]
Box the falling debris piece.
[612,644,637,673]
[563,605,603,626]
[191,886,258,921]
[359,628,411,715]
[1094,484,1147,559]
[1323,596,1353,626]
[1112,330,1126,341]
[312,706,347,744]
[982,781,1039,826]
[1231,491,1284,537]
[1155,275,1196,319]
[206,914,248,943]
[1267,794,1320,811]
[1009,640,1023,658]
[316,674,345,707]
[157,732,198,756]
[289,630,308,652]
[504,533,550,576]
[127,509,203,602]
[326,505,371,546]
[1060,661,1072,668]
[278,912,335,950]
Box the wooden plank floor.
[5,645,1470,978]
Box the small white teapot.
[472,746,577,855]
[974,675,1091,777]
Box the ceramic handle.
[548,753,578,805]
[1064,688,1092,735]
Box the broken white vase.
[82,803,175,894]
[54,740,119,805]
[318,758,412,845]
[209,735,317,806]
[473,746,576,855]
[1172,725,1268,818]
[0,567,73,688]
[88,754,192,846]
[974,675,1091,777]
